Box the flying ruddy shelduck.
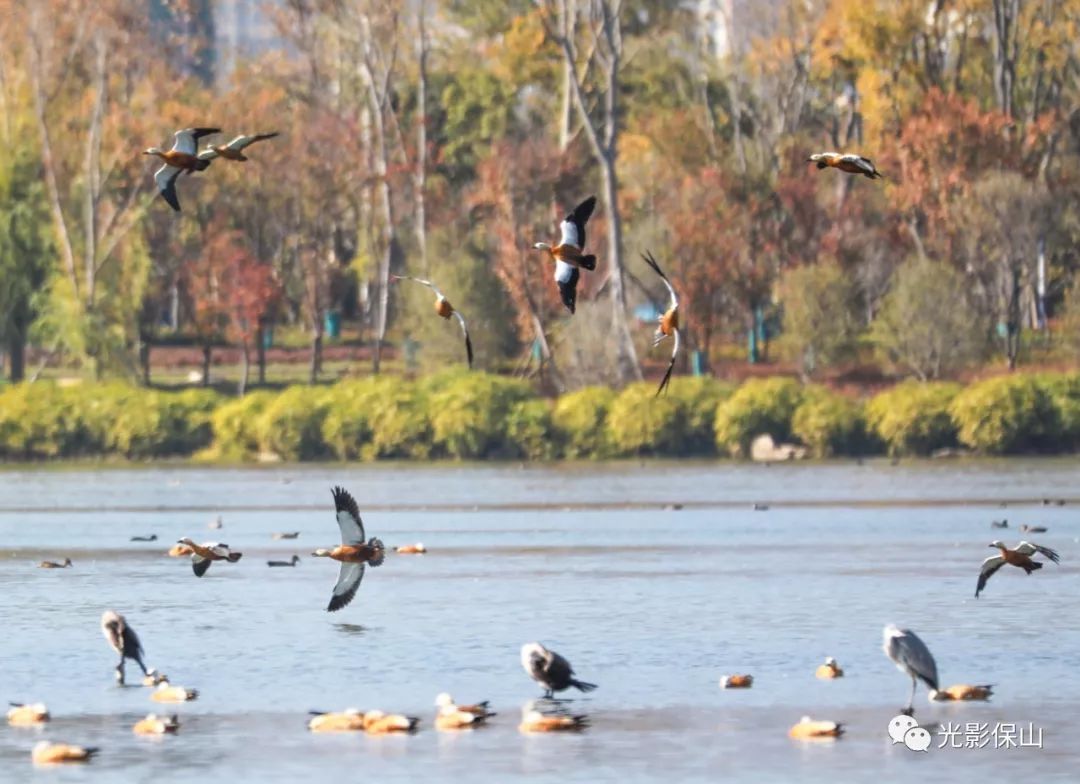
[392,275,474,368]
[175,537,242,577]
[434,693,495,731]
[521,642,597,699]
[7,703,49,726]
[363,710,420,735]
[788,716,844,740]
[976,540,1060,598]
[930,684,993,702]
[533,196,597,314]
[312,486,386,612]
[197,132,279,163]
[641,251,680,396]
[38,558,71,569]
[815,657,844,679]
[133,714,179,735]
[31,741,98,765]
[518,702,589,733]
[883,625,938,715]
[144,127,220,212]
[150,680,198,703]
[807,152,883,179]
[101,611,154,685]
[719,674,753,689]
[308,709,366,732]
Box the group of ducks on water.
[145,126,881,395]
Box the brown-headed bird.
[807,152,883,179]
[311,486,386,612]
[976,540,1060,598]
[533,196,597,314]
[144,127,220,211]
[197,132,279,163]
[641,251,680,396]
[392,275,473,368]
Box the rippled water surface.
[1,459,1078,782]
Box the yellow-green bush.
[426,371,533,458]
[505,399,557,460]
[714,377,803,456]
[606,382,685,456]
[665,377,734,455]
[254,386,332,460]
[209,390,277,459]
[791,387,876,457]
[866,381,960,456]
[363,379,432,460]
[0,383,88,458]
[1036,373,1080,450]
[949,375,1059,454]
[552,386,616,459]
[321,379,380,460]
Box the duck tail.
[84,748,101,759]
[570,679,597,693]
[368,537,386,567]
[227,552,243,563]
[578,254,597,271]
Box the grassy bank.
[1,372,1079,462]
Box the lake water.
[1,459,1078,782]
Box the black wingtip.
[465,335,474,369]
[569,195,597,224]
[641,250,664,278]
[159,185,181,212]
[656,359,675,397]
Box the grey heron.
[521,642,597,698]
[882,624,938,715]
[101,611,152,685]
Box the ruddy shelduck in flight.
[175,538,242,577]
[144,127,220,211]
[807,152,883,179]
[196,132,279,163]
[7,703,49,726]
[101,611,153,684]
[976,540,1059,598]
[533,196,597,314]
[521,642,596,698]
[392,276,474,368]
[518,702,588,733]
[312,486,386,612]
[930,684,993,702]
[788,716,844,740]
[641,251,680,396]
[308,709,367,732]
[719,674,754,689]
[133,714,179,735]
[31,741,98,764]
[815,657,843,679]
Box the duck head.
[532,242,551,251]
[311,548,332,558]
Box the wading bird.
[788,716,844,740]
[930,684,993,702]
[641,251,680,396]
[882,625,938,715]
[196,132,279,163]
[807,152,883,179]
[144,128,220,211]
[101,611,152,685]
[311,486,385,612]
[391,276,473,368]
[533,196,597,314]
[719,674,753,689]
[7,703,49,726]
[518,702,588,733]
[133,714,179,735]
[521,642,596,699]
[130,534,158,542]
[38,558,71,569]
[308,709,366,732]
[175,538,242,577]
[815,657,844,679]
[267,555,300,567]
[32,741,98,764]
[976,540,1060,598]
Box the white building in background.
[214,0,286,83]
[696,0,786,60]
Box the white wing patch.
[172,130,197,156]
[554,260,575,284]
[559,218,580,249]
[336,508,365,545]
[329,562,365,611]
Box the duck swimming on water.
[38,558,71,569]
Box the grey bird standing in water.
[882,624,938,715]
[520,642,597,699]
[101,611,153,685]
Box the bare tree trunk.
[991,0,1018,119]
[7,332,25,383]
[139,337,150,386]
[83,32,106,305]
[309,330,323,384]
[257,321,267,385]
[414,0,429,276]
[238,340,250,396]
[201,345,212,387]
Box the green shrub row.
[1,372,1078,461]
